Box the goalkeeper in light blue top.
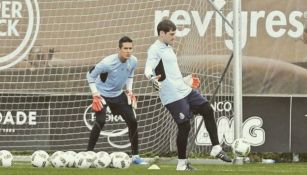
[86,36,147,165]
[86,51,137,98]
[144,19,231,171]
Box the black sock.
[128,120,138,155]
[177,121,191,159]
[199,102,219,146]
[87,122,104,151]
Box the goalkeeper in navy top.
[86,36,147,165]
[144,20,231,171]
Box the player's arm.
[144,48,161,91]
[126,77,137,109]
[125,61,137,109]
[86,61,107,112]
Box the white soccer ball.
[232,138,251,157]
[74,152,92,168]
[86,151,97,167]
[111,152,131,169]
[50,151,67,168]
[0,150,13,167]
[31,150,49,168]
[93,151,111,168]
[64,151,77,168]
[109,152,116,160]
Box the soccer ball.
[74,152,92,168]
[232,138,251,157]
[0,150,13,167]
[31,150,49,167]
[111,152,131,169]
[64,151,77,168]
[85,151,97,167]
[93,151,111,168]
[50,151,67,168]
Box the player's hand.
[183,73,200,88]
[92,92,106,112]
[191,73,200,88]
[150,75,161,91]
[126,90,137,109]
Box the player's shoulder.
[96,54,117,70]
[148,41,160,54]
[130,55,137,62]
[100,54,117,63]
[129,55,137,67]
[148,41,159,49]
[105,53,118,60]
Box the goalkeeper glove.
[183,73,200,88]
[150,75,161,91]
[126,90,137,109]
[92,92,106,112]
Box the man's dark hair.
[157,19,176,36]
[119,36,133,48]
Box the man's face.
[160,30,176,45]
[118,42,133,60]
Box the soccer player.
[144,19,231,171]
[86,36,147,165]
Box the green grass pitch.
[1,163,307,175]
